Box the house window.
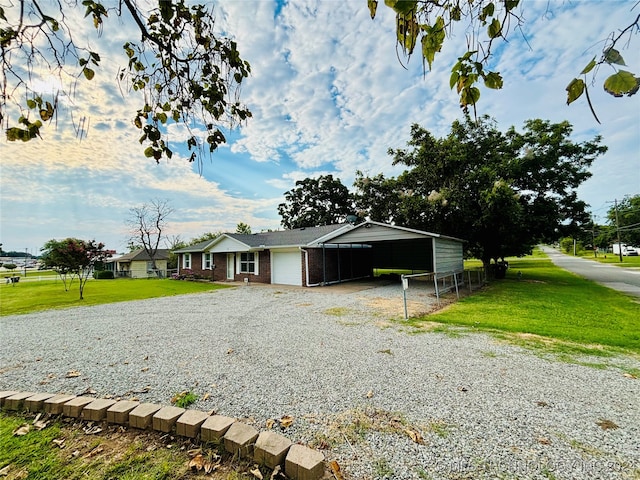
[183,253,191,269]
[239,252,257,274]
[203,253,212,269]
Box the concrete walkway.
[539,245,640,299]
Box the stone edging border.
[0,390,325,480]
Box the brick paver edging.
[0,390,325,480]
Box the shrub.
[3,263,17,271]
[171,390,198,408]
[94,270,114,279]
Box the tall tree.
[369,1,639,120]
[357,116,607,269]
[236,222,252,234]
[40,238,110,299]
[353,171,402,224]
[278,175,354,229]
[126,199,173,275]
[1,1,251,167]
[607,195,640,246]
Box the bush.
[94,270,114,279]
[3,263,17,271]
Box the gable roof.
[173,224,354,253]
[225,224,352,248]
[111,248,170,262]
[172,239,219,254]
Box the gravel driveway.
[1,281,639,479]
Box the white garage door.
[271,250,302,286]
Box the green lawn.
[426,256,640,353]
[577,252,640,267]
[0,278,229,316]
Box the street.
[539,245,640,299]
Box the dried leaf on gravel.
[65,370,81,378]
[330,460,345,480]
[405,428,425,444]
[279,415,294,429]
[537,437,552,445]
[12,424,30,436]
[265,418,276,429]
[623,373,637,379]
[366,390,374,398]
[596,419,619,430]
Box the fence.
[400,268,486,319]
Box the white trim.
[238,251,259,275]
[183,253,192,269]
[202,252,212,270]
[226,253,234,279]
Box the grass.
[418,255,640,353]
[576,252,640,267]
[0,412,262,480]
[0,278,230,316]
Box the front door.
[226,253,234,280]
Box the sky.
[1,0,639,255]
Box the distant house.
[107,248,170,278]
[172,221,464,287]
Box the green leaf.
[505,0,520,11]
[449,71,460,90]
[565,77,585,104]
[368,0,378,19]
[83,68,95,80]
[396,13,419,53]
[384,0,417,15]
[480,3,495,21]
[143,146,155,158]
[604,48,625,66]
[156,112,167,123]
[26,99,36,109]
[488,18,501,38]
[460,86,480,106]
[421,17,445,70]
[580,57,597,75]
[603,70,638,97]
[483,72,503,89]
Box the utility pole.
[615,199,623,262]
[591,216,597,258]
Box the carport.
[315,220,465,284]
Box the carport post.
[401,275,409,319]
[433,274,440,306]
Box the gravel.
[1,281,639,479]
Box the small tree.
[40,238,111,299]
[127,199,174,276]
[236,222,252,234]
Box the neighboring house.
[172,221,464,287]
[106,248,170,278]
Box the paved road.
[539,245,640,299]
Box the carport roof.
[320,220,465,244]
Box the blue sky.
[1,0,639,254]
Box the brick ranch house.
[172,221,464,287]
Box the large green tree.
[1,1,251,167]
[40,238,111,299]
[607,195,640,246]
[278,175,354,229]
[370,0,639,120]
[356,116,607,268]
